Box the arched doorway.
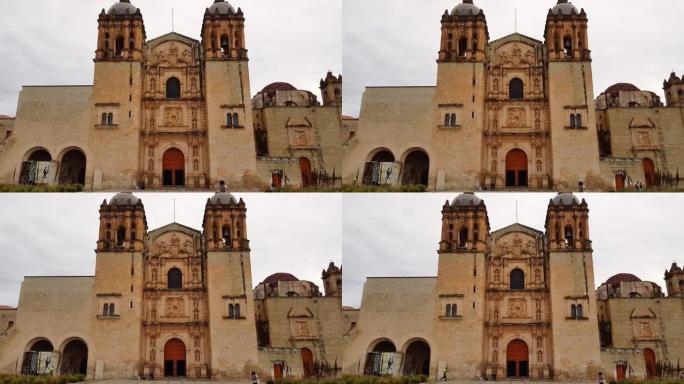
[301,347,315,378]
[506,149,528,188]
[163,148,185,187]
[401,150,430,186]
[644,348,656,379]
[615,173,625,191]
[59,149,86,185]
[274,363,284,380]
[506,339,529,378]
[642,158,656,187]
[299,157,313,188]
[164,339,186,377]
[402,340,430,376]
[28,149,52,162]
[365,340,397,376]
[60,339,88,375]
[21,339,54,375]
[371,150,395,163]
[616,364,626,381]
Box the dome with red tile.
[262,272,299,285]
[605,273,641,287]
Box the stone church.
[0,192,343,381]
[343,193,684,381]
[343,0,684,191]
[0,0,343,191]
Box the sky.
[0,0,342,116]
[342,0,684,116]
[0,193,342,307]
[342,193,684,307]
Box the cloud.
[0,193,342,307]
[0,0,342,115]
[342,193,684,307]
[342,0,684,116]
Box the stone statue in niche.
[166,297,184,318]
[508,298,527,318]
[492,146,497,158]
[150,336,156,348]
[194,336,200,347]
[192,268,198,282]
[491,160,497,172]
[195,349,200,362]
[492,350,498,362]
[151,307,157,320]
[150,349,155,362]
[150,118,156,131]
[191,78,197,92]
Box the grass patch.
[0,374,85,384]
[266,375,428,384]
[0,184,84,193]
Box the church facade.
[343,193,684,381]
[0,0,342,191]
[0,192,344,381]
[342,0,684,192]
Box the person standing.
[251,371,259,384]
[441,365,448,381]
[598,372,605,384]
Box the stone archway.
[506,149,528,188]
[401,150,430,186]
[301,347,315,378]
[59,149,86,185]
[402,340,430,376]
[27,149,52,162]
[370,149,395,163]
[21,338,55,375]
[506,339,529,378]
[59,339,88,375]
[164,338,186,377]
[163,148,185,187]
[365,339,397,376]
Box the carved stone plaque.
[508,298,527,318]
[164,107,183,126]
[507,108,526,128]
[166,297,184,318]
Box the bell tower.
[202,192,258,378]
[544,0,601,189]
[433,1,489,190]
[92,192,147,378]
[90,0,146,190]
[664,263,684,297]
[201,1,257,187]
[433,193,489,377]
[320,72,342,107]
[663,72,684,107]
[322,262,342,297]
[544,193,601,379]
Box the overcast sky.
[0,193,342,307]
[0,0,342,116]
[342,193,684,307]
[342,0,684,116]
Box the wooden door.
[274,363,283,380]
[300,157,313,188]
[163,149,185,187]
[615,174,625,191]
[506,149,528,188]
[642,158,656,187]
[644,348,656,378]
[301,347,314,378]
[616,365,626,381]
[164,339,186,377]
[506,339,529,377]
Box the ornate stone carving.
[164,107,183,127]
[294,320,312,337]
[507,108,526,128]
[508,298,527,318]
[166,297,185,318]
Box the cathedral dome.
[107,0,138,15]
[605,273,642,287]
[550,192,580,206]
[452,192,482,206]
[262,273,299,285]
[109,192,140,206]
[451,0,481,16]
[207,0,237,15]
[209,192,238,205]
[261,82,298,94]
[551,0,579,16]
[605,83,641,95]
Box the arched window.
[220,35,230,56]
[115,36,124,56]
[510,269,524,290]
[564,225,574,248]
[509,78,524,100]
[451,304,457,317]
[166,77,181,99]
[232,113,239,128]
[445,304,451,317]
[235,304,241,318]
[101,113,107,126]
[563,36,573,57]
[472,37,478,51]
[571,304,577,319]
[576,114,582,127]
[107,113,114,126]
[116,226,125,247]
[570,114,576,128]
[103,303,109,316]
[226,113,233,128]
[168,268,182,289]
[444,114,450,127]
[108,303,115,316]
[129,32,136,51]
[577,304,583,318]
[458,37,468,57]
[222,225,231,247]
[228,304,235,318]
[450,114,456,127]
[458,227,468,248]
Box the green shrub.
[0,184,84,193]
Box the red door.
[164,339,186,377]
[616,365,626,381]
[506,149,528,188]
[274,363,283,380]
[644,348,656,378]
[615,174,625,191]
[299,157,313,188]
[506,339,529,377]
[301,348,314,378]
[163,149,185,187]
[642,158,656,187]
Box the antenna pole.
[172,8,175,32]
[515,9,518,33]
[516,200,519,223]
[173,198,176,222]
